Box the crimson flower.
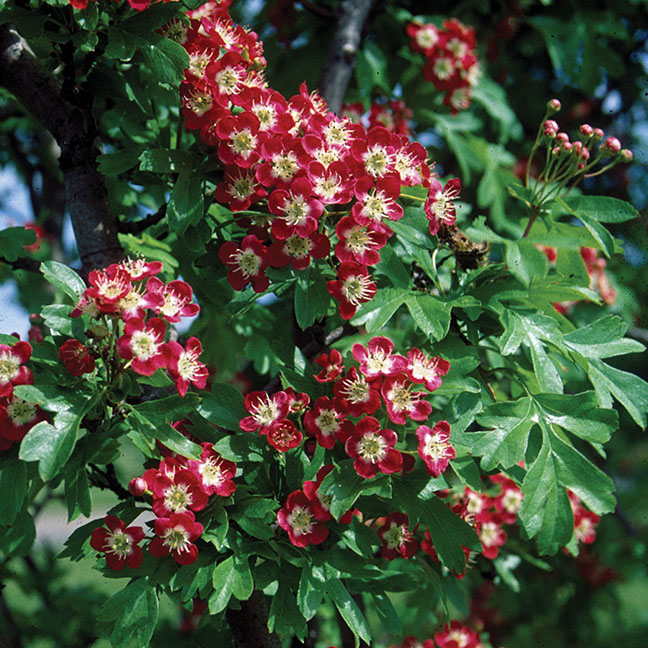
[219,235,269,293]
[145,277,200,323]
[0,341,32,399]
[116,317,167,376]
[352,336,407,379]
[163,337,209,397]
[58,339,95,377]
[406,349,450,391]
[344,416,402,479]
[313,349,344,383]
[377,512,419,560]
[477,513,507,559]
[267,418,303,451]
[239,390,290,435]
[277,490,329,547]
[187,443,237,497]
[434,621,481,648]
[424,178,461,235]
[381,374,432,425]
[0,394,47,445]
[90,516,145,571]
[333,367,381,418]
[416,421,455,477]
[303,396,353,449]
[149,511,204,565]
[327,262,377,320]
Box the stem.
[521,204,540,238]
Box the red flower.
[434,621,481,648]
[377,512,418,560]
[58,339,95,377]
[352,336,407,379]
[145,277,200,323]
[424,178,461,235]
[406,349,450,391]
[149,468,209,518]
[381,374,432,425]
[327,262,377,320]
[0,394,47,444]
[0,341,32,399]
[187,443,237,497]
[163,337,209,397]
[333,367,381,418]
[90,515,145,571]
[277,490,329,547]
[335,216,387,266]
[219,235,269,293]
[267,418,303,451]
[149,511,204,565]
[303,396,353,448]
[239,390,290,434]
[344,416,402,479]
[477,512,508,559]
[313,349,344,383]
[116,317,167,376]
[416,421,455,477]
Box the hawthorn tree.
[0,1,647,647]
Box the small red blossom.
[352,336,407,379]
[239,390,290,434]
[377,512,419,560]
[145,277,200,323]
[477,512,508,559]
[277,489,329,547]
[434,621,481,648]
[187,443,237,497]
[163,337,209,397]
[424,178,461,235]
[219,235,269,293]
[333,367,381,418]
[345,416,402,479]
[150,468,209,517]
[0,394,46,445]
[313,349,344,383]
[149,511,204,565]
[303,396,352,448]
[116,317,167,376]
[416,421,455,477]
[267,418,303,451]
[90,516,145,571]
[327,262,377,320]
[58,339,95,377]
[381,374,432,425]
[406,349,450,391]
[0,341,33,399]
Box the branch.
[0,25,122,276]
[317,0,375,113]
[0,256,41,273]
[119,204,167,235]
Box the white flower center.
[106,529,134,559]
[289,506,314,536]
[357,432,387,462]
[0,351,20,384]
[130,330,159,361]
[7,397,36,426]
[231,249,262,279]
[315,409,339,435]
[231,128,257,157]
[164,483,193,513]
[163,525,191,551]
[383,522,407,549]
[341,275,373,306]
[271,153,299,180]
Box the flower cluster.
[168,6,456,320]
[407,19,480,113]
[0,339,45,452]
[390,620,489,648]
[341,98,414,137]
[68,258,207,397]
[568,490,600,546]
[91,435,236,569]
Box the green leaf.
[64,460,92,521]
[198,383,246,431]
[563,316,644,359]
[355,41,390,97]
[563,196,639,224]
[588,360,648,428]
[19,420,79,481]
[97,149,141,175]
[209,556,235,614]
[143,38,189,86]
[167,172,204,236]
[0,227,36,262]
[100,579,159,647]
[297,568,325,621]
[325,567,372,646]
[518,441,573,555]
[505,240,548,287]
[294,266,330,329]
[554,197,615,257]
[0,458,28,525]
[472,397,535,470]
[351,288,406,333]
[0,508,35,556]
[370,592,403,637]
[419,496,481,573]
[375,245,411,288]
[139,149,193,173]
[268,577,308,638]
[40,261,85,301]
[104,27,136,59]
[40,304,84,337]
[405,294,451,341]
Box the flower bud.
[592,128,604,141]
[543,120,559,137]
[580,146,590,161]
[562,141,573,152]
[129,477,147,497]
[603,137,621,155]
[28,325,43,343]
[551,146,561,157]
[620,148,633,162]
[547,98,561,112]
[572,141,583,155]
[579,124,593,138]
[556,132,569,144]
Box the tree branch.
[0,25,122,276]
[317,0,375,113]
[0,256,41,273]
[119,204,167,235]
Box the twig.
[0,256,41,273]
[299,0,336,19]
[317,0,376,113]
[88,463,130,500]
[119,204,167,235]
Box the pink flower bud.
[547,98,561,112]
[551,146,561,157]
[28,325,43,343]
[604,137,621,155]
[129,477,147,496]
[577,162,585,170]
[620,148,633,162]
[562,141,573,151]
[572,141,583,155]
[556,132,569,144]
[580,146,590,160]
[543,120,559,137]
[592,128,604,141]
[579,124,593,138]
